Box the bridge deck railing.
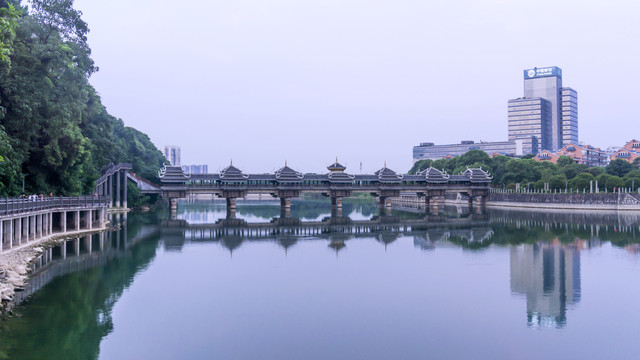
[0,196,109,217]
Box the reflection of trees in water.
[0,228,162,360]
[490,213,640,249]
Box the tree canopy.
[409,152,638,192]
[0,0,165,196]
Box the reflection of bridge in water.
[160,214,494,254]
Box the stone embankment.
[486,192,640,210]
[0,229,109,315]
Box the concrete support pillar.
[61,211,67,233]
[88,210,93,230]
[116,170,121,208]
[22,216,29,243]
[49,212,53,235]
[37,214,42,239]
[226,198,236,219]
[7,219,12,249]
[0,220,3,252]
[123,171,128,209]
[74,238,80,256]
[17,217,23,245]
[74,211,80,231]
[108,174,113,207]
[30,215,36,240]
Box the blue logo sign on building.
[523,66,562,79]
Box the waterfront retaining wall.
[487,193,640,210]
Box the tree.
[0,2,20,64]
[606,159,634,177]
[549,174,567,190]
[605,176,624,191]
[556,156,575,167]
[570,172,594,191]
[633,157,640,168]
[457,150,491,168]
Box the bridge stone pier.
[158,159,492,216]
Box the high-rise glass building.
[509,67,578,151]
[507,98,551,154]
[162,145,181,166]
[560,87,578,146]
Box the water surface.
[1,200,640,360]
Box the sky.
[73,0,640,174]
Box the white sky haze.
[73,0,640,173]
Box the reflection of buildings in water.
[413,236,435,251]
[510,241,582,328]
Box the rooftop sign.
[524,66,562,79]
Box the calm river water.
[2,199,640,360]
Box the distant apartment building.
[163,145,181,166]
[533,143,609,167]
[182,164,209,174]
[509,66,579,151]
[413,140,525,162]
[610,139,640,163]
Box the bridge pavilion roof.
[327,170,355,183]
[327,159,347,172]
[159,166,190,182]
[374,165,403,183]
[219,164,249,181]
[275,163,304,182]
[419,167,449,183]
[462,168,493,183]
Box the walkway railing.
[0,196,109,217]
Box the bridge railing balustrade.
[0,195,109,216]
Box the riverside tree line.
[0,0,166,202]
[409,150,640,192]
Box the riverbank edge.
[485,202,640,211]
[392,193,640,211]
[0,224,113,317]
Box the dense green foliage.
[0,0,165,197]
[409,150,640,192]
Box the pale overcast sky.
[73,0,639,174]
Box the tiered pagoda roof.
[374,164,403,183]
[327,158,354,183]
[219,163,248,181]
[462,168,493,183]
[419,167,449,183]
[275,162,304,182]
[159,166,190,182]
[327,158,347,172]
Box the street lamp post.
[22,173,28,194]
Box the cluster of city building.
[413,66,638,167]
[162,145,208,174]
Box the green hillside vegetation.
[0,0,165,197]
[409,150,640,192]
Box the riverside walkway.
[0,196,110,253]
